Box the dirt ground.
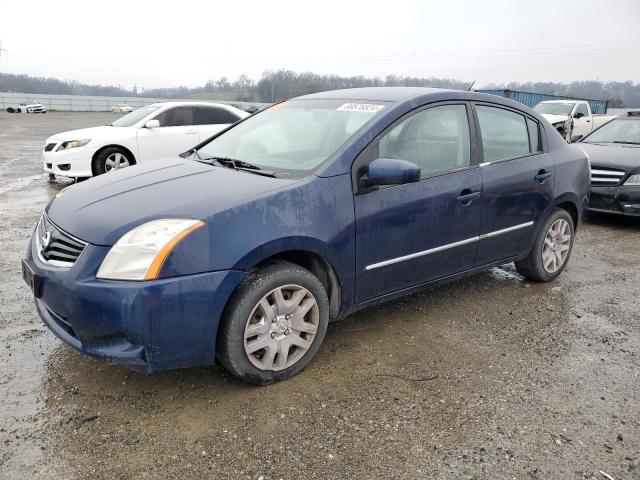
[0,112,638,480]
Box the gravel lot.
[0,112,638,480]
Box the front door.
[572,102,592,138]
[354,103,482,303]
[473,104,555,265]
[136,106,200,162]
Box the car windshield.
[111,106,160,127]
[197,99,388,176]
[533,103,575,115]
[583,118,640,144]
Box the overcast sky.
[1,0,639,90]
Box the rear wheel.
[217,262,329,385]
[515,208,574,282]
[92,147,133,176]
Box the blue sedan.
[22,88,590,384]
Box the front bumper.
[588,185,640,216]
[24,233,245,372]
[42,145,97,178]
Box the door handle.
[186,129,197,134]
[585,119,591,123]
[535,170,553,183]
[456,191,481,206]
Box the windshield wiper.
[201,156,277,177]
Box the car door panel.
[355,167,482,302]
[136,106,199,162]
[353,102,482,303]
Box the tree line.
[1,70,639,107]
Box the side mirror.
[574,112,584,119]
[571,134,584,143]
[144,119,160,129]
[364,158,421,187]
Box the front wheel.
[217,262,329,385]
[92,147,132,176]
[515,208,575,282]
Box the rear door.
[136,106,199,161]
[474,103,554,265]
[196,106,241,140]
[354,103,483,303]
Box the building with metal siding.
[476,89,608,114]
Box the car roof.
[148,101,237,108]
[539,100,580,104]
[295,87,455,103]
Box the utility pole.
[0,40,7,69]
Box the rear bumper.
[25,234,245,372]
[588,185,640,216]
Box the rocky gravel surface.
[0,112,638,479]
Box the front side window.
[576,103,589,117]
[477,106,530,162]
[154,106,196,127]
[196,106,240,125]
[197,99,387,176]
[110,106,160,127]
[378,105,470,177]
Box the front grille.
[44,143,57,152]
[37,215,87,265]
[590,167,626,187]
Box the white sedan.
[43,102,248,180]
[111,103,134,114]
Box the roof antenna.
[466,80,475,92]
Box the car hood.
[46,158,298,245]
[540,113,569,124]
[578,142,640,171]
[47,125,129,143]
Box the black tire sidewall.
[93,147,130,176]
[217,262,330,385]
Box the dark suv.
[22,88,590,384]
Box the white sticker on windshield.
[337,103,384,113]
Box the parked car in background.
[111,103,134,114]
[577,111,640,216]
[6,102,47,113]
[534,100,615,142]
[23,88,589,384]
[42,101,248,180]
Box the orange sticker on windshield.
[265,101,289,112]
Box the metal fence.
[0,91,269,112]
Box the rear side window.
[154,107,196,127]
[527,118,541,152]
[196,106,240,125]
[379,104,470,177]
[477,106,530,162]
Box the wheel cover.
[542,218,571,273]
[243,284,319,371]
[104,152,130,172]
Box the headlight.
[56,139,91,151]
[624,174,640,186]
[97,219,205,281]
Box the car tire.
[515,208,575,282]
[92,147,133,176]
[216,261,330,385]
